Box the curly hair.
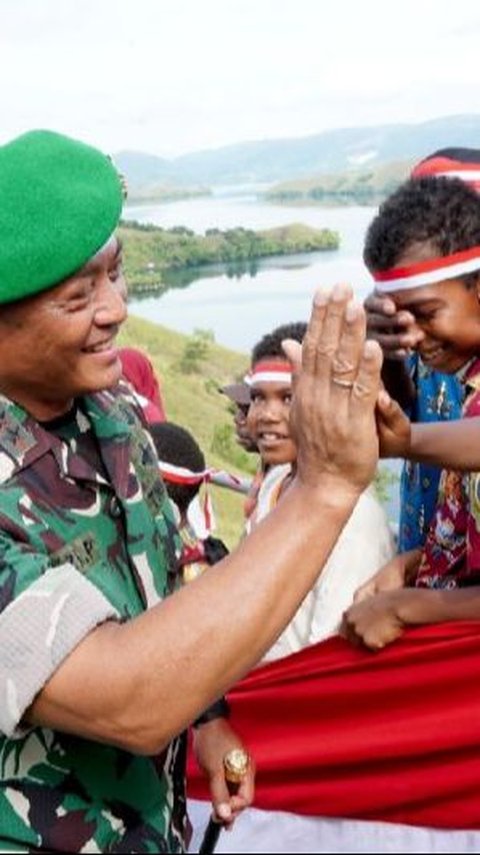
[363,176,480,274]
[251,321,307,365]
[149,421,205,514]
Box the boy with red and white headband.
[343,173,480,650]
[365,148,480,554]
[245,323,394,662]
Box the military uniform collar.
[0,383,140,489]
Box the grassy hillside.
[119,314,253,549]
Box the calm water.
[126,192,376,354]
[126,191,401,519]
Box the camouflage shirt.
[0,385,188,853]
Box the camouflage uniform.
[0,384,188,853]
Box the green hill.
[119,315,253,548]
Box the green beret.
[0,130,123,304]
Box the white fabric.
[249,370,292,386]
[435,168,480,181]
[244,463,291,537]
[188,800,480,854]
[247,468,394,662]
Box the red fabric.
[119,347,166,422]
[188,623,480,829]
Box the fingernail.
[345,301,360,323]
[332,283,352,301]
[364,340,380,359]
[217,803,231,821]
[314,289,328,306]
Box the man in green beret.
[0,129,383,853]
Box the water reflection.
[130,249,341,299]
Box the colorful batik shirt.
[0,384,188,853]
[398,354,463,552]
[416,358,480,589]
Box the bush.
[179,329,214,374]
[210,423,257,474]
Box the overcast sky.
[2,0,479,157]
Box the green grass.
[119,314,253,549]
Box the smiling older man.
[0,129,382,853]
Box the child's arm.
[353,549,421,604]
[342,585,480,651]
[377,391,480,470]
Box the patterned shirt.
[416,358,480,589]
[398,355,463,552]
[0,384,188,853]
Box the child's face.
[247,378,297,466]
[389,245,480,374]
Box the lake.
[126,190,402,521]
[126,191,377,354]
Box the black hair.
[363,176,480,276]
[251,321,307,365]
[418,147,480,165]
[149,421,205,514]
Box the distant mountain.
[115,114,480,192]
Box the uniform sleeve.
[0,532,119,737]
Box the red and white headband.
[373,246,480,293]
[411,156,480,192]
[245,360,293,387]
[159,461,209,486]
[158,461,251,538]
[159,461,249,494]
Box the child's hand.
[364,291,423,360]
[342,591,407,650]
[376,388,412,459]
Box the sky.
[2,0,480,158]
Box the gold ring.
[223,748,250,784]
[332,377,354,389]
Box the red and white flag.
[188,623,480,852]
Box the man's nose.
[94,278,128,326]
